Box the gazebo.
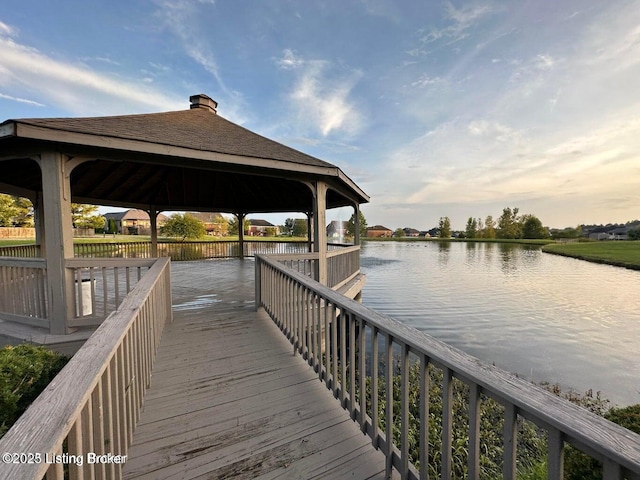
[0,94,368,337]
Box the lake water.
[359,241,640,407]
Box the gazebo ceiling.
[0,94,368,214]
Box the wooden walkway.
[122,259,394,480]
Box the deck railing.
[0,257,172,480]
[255,254,640,480]
[70,240,311,260]
[0,257,47,328]
[0,257,155,330]
[0,240,340,261]
[0,244,40,258]
[66,258,157,328]
[258,245,361,290]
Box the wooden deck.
[122,259,394,480]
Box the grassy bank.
[542,241,640,270]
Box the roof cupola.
[189,94,217,113]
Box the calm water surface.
[359,241,640,406]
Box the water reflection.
[360,241,640,406]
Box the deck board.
[123,259,394,479]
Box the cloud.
[418,1,496,45]
[275,49,304,70]
[0,21,17,37]
[411,74,445,88]
[0,36,184,115]
[277,50,363,137]
[0,92,45,107]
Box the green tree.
[521,215,549,239]
[347,211,367,239]
[213,215,229,236]
[484,215,496,239]
[476,217,484,238]
[160,213,206,240]
[228,216,250,236]
[0,194,19,226]
[71,203,105,230]
[497,207,521,239]
[11,197,34,227]
[281,218,296,236]
[394,228,405,238]
[438,217,451,238]
[292,218,308,237]
[465,217,478,238]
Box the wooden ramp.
[123,259,393,479]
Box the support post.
[306,213,313,253]
[237,213,246,259]
[354,203,361,246]
[33,191,46,256]
[313,182,328,285]
[37,152,75,334]
[148,207,159,257]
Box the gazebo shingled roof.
[0,94,368,214]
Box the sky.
[1,0,639,231]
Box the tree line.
[0,195,105,229]
[439,207,550,239]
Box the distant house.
[326,220,348,239]
[186,212,228,236]
[103,209,168,235]
[402,227,420,237]
[588,225,631,240]
[607,226,630,240]
[366,225,392,238]
[248,219,278,236]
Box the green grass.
[542,241,640,270]
[0,239,36,246]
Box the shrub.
[564,403,640,479]
[0,344,69,437]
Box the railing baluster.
[349,312,356,417]
[400,342,410,478]
[503,403,518,479]
[68,417,84,480]
[371,326,380,449]
[92,382,106,480]
[385,332,394,477]
[468,382,481,479]
[325,299,332,385]
[331,303,339,398]
[603,459,622,480]
[441,367,453,480]
[419,354,429,480]
[359,318,366,433]
[340,309,348,407]
[547,427,564,480]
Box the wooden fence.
[0,257,172,480]
[255,254,640,480]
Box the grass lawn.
[542,241,640,270]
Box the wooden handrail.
[0,257,172,480]
[255,254,640,479]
